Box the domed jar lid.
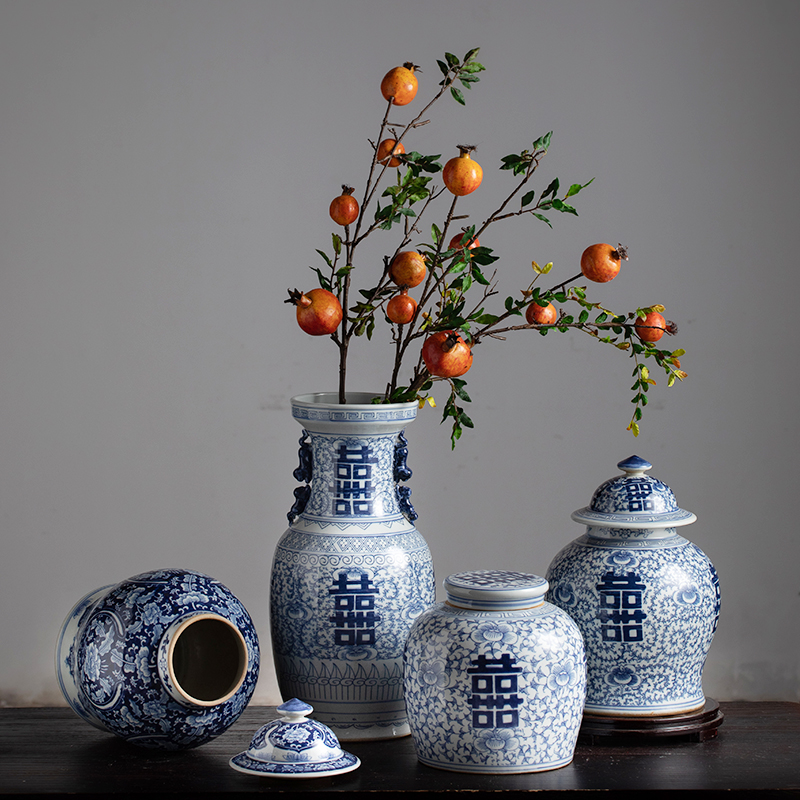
[229,698,360,778]
[445,570,548,611]
[571,455,696,530]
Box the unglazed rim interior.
[166,613,248,706]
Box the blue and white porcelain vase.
[403,570,586,774]
[56,568,260,749]
[270,393,435,741]
[546,455,720,717]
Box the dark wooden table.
[1,703,799,796]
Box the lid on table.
[444,570,548,611]
[229,698,360,779]
[571,455,696,529]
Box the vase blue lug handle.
[288,431,313,522]
[394,432,417,522]
[292,431,313,482]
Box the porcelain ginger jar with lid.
[545,455,720,717]
[402,570,586,774]
[56,568,260,749]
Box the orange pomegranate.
[380,63,419,106]
[526,301,557,326]
[421,331,473,378]
[580,243,628,283]
[329,186,359,227]
[286,288,343,336]
[443,146,482,196]
[386,290,417,325]
[389,250,427,288]
[634,310,667,342]
[377,138,406,167]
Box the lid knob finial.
[617,455,652,475]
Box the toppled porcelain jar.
[546,455,720,717]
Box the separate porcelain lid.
[229,698,360,778]
[444,570,548,611]
[571,455,696,529]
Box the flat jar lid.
[444,570,548,611]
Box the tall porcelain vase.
[270,393,435,741]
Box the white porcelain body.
[270,393,435,741]
[546,457,720,717]
[56,568,260,749]
[403,571,586,774]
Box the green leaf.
[315,249,332,267]
[532,131,553,152]
[521,190,536,208]
[331,233,342,255]
[431,223,442,244]
[450,86,466,105]
[437,59,449,77]
[564,177,595,199]
[500,154,524,170]
[579,310,589,324]
[470,246,498,266]
[474,313,500,325]
[541,178,560,200]
[472,266,491,285]
[452,379,471,402]
[551,199,578,216]
[463,47,481,62]
[460,411,474,428]
[533,213,552,228]
[311,267,332,292]
[445,52,460,67]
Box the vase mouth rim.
[291,392,418,411]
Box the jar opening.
[168,614,248,705]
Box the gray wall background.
[2,0,798,707]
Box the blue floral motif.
[470,621,517,649]
[544,657,582,694]
[606,551,639,569]
[474,727,521,754]
[606,665,641,688]
[339,645,377,662]
[673,584,701,605]
[551,583,576,606]
[417,657,449,690]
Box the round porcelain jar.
[56,568,260,749]
[546,455,720,717]
[403,570,586,774]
